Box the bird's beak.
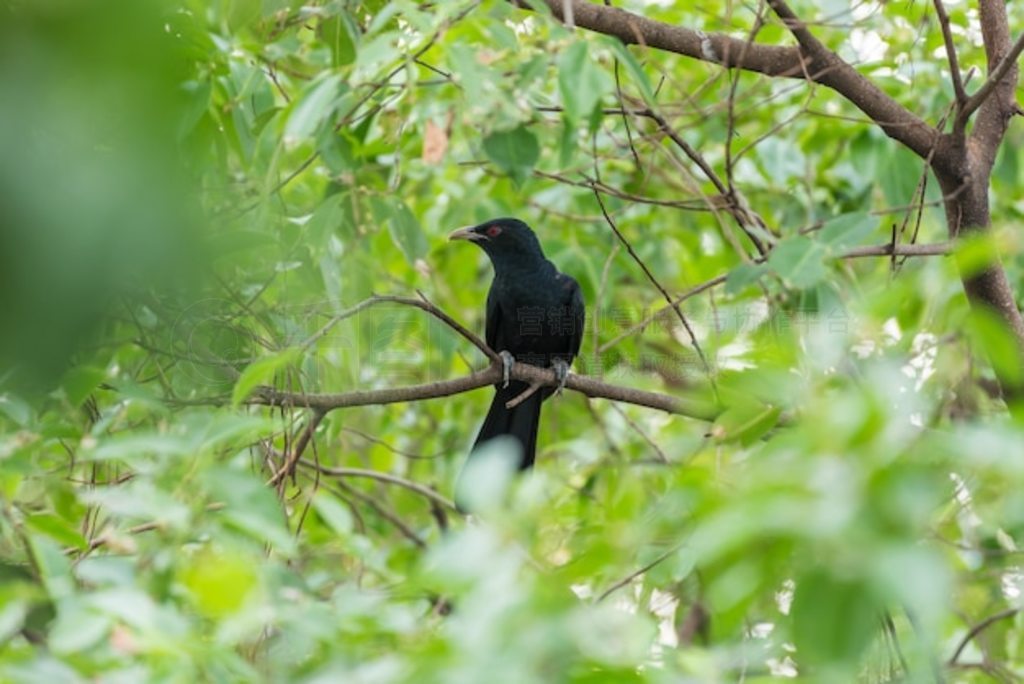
[448,226,484,242]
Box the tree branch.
[298,459,458,512]
[302,293,497,363]
[963,0,1022,163]
[841,242,953,259]
[958,30,1024,128]
[268,408,326,486]
[598,242,952,354]
[948,607,1020,665]
[932,0,967,108]
[252,361,721,422]
[514,0,938,159]
[592,189,714,379]
[642,107,770,255]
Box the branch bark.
[514,0,938,158]
[517,0,1024,403]
[252,360,721,422]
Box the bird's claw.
[552,358,570,396]
[499,350,516,388]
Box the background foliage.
[3,0,1024,681]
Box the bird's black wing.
[553,272,585,361]
[484,284,502,352]
[565,274,585,360]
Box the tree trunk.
[934,158,1024,404]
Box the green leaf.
[791,569,878,667]
[387,201,429,265]
[180,550,260,619]
[767,237,828,289]
[966,307,1023,385]
[604,38,655,105]
[725,262,768,294]
[319,12,358,67]
[86,434,195,463]
[81,480,190,528]
[711,402,782,446]
[232,348,301,406]
[61,366,105,407]
[558,41,613,124]
[205,467,296,554]
[26,535,74,601]
[0,392,32,425]
[483,125,540,185]
[311,492,354,536]
[226,0,261,31]
[285,73,345,142]
[558,118,576,168]
[308,192,355,248]
[818,212,877,251]
[26,514,88,551]
[369,197,428,264]
[878,145,922,207]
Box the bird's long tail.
[472,381,543,469]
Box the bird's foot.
[552,358,570,396]
[499,350,516,388]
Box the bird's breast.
[490,270,579,362]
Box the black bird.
[449,218,585,468]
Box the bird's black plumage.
[450,218,585,468]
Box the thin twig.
[331,481,427,548]
[591,190,716,381]
[957,31,1024,127]
[506,382,543,409]
[302,293,498,363]
[932,0,967,106]
[268,409,326,487]
[948,607,1021,665]
[597,543,684,602]
[298,459,457,511]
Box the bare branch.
[598,242,952,354]
[643,107,770,255]
[268,409,326,487]
[298,459,458,511]
[597,543,684,602]
[932,0,968,107]
[592,190,715,381]
[841,242,953,259]
[534,169,712,211]
[328,480,428,547]
[948,607,1021,665]
[599,274,729,355]
[302,293,498,363]
[513,0,937,159]
[764,0,831,59]
[506,381,543,409]
[958,30,1024,127]
[252,361,722,422]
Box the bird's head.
[448,218,545,265]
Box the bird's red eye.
[486,225,502,238]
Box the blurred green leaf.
[232,348,301,406]
[558,41,614,125]
[791,569,878,668]
[819,212,876,251]
[285,73,346,142]
[483,125,540,185]
[767,237,828,288]
[25,514,88,551]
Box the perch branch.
[251,361,721,422]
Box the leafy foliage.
[2,1,1024,682]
